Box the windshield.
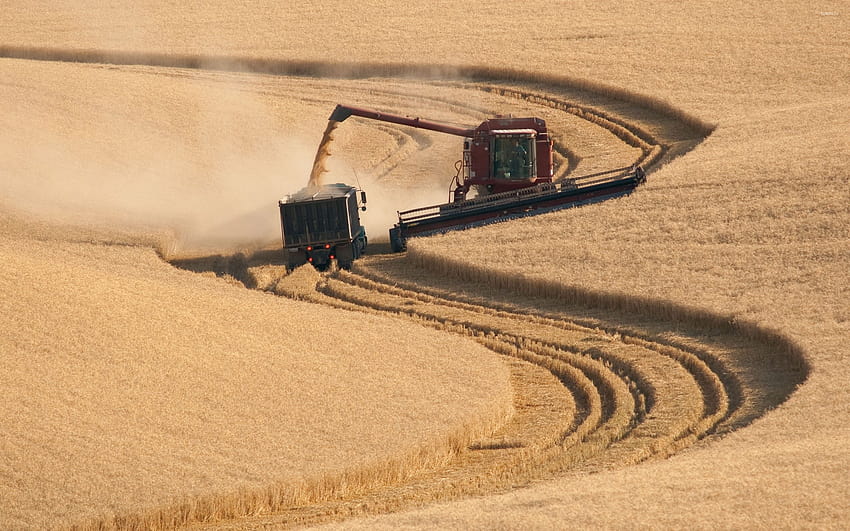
[492,135,534,180]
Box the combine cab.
[279,183,367,270]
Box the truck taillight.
[325,244,331,249]
[307,245,313,251]
[308,257,313,262]
[330,255,335,260]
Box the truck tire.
[286,249,308,271]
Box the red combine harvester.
[328,104,646,252]
[330,104,555,201]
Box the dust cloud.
[356,175,448,242]
[298,115,451,242]
[302,122,450,242]
[0,129,316,253]
[0,60,326,254]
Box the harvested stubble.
[155,243,758,527]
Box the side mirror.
[360,191,367,211]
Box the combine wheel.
[389,227,406,253]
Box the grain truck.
[279,183,367,270]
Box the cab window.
[492,136,534,180]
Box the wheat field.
[2,1,849,529]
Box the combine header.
[389,165,645,252]
[327,104,647,252]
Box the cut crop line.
[0,45,713,138]
[350,261,741,432]
[316,274,637,455]
[404,244,807,425]
[335,265,719,443]
[343,264,726,433]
